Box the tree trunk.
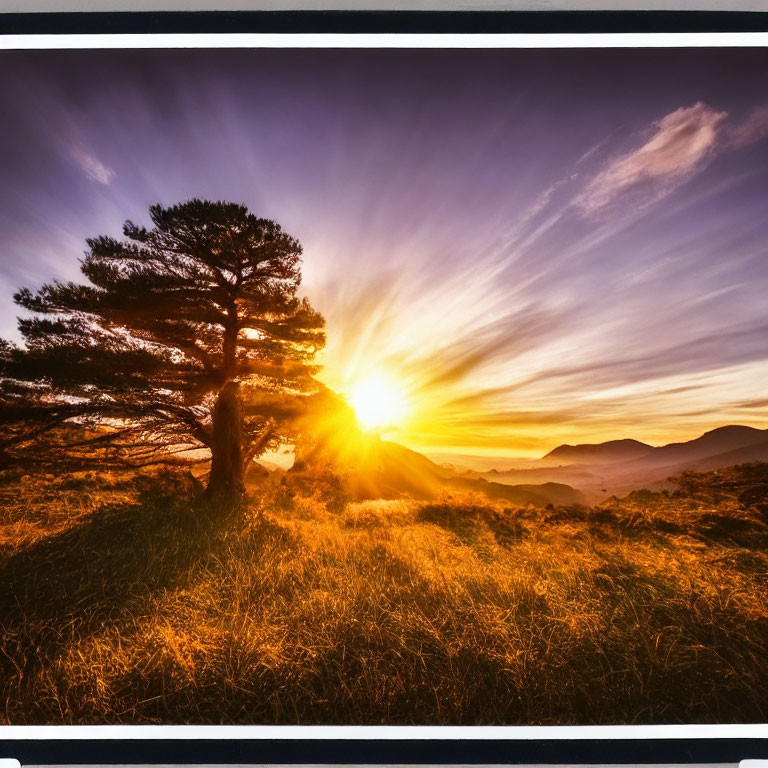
[204,380,245,504]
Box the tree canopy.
[0,199,326,499]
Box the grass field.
[1,463,767,724]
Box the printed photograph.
[1,45,767,725]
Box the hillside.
[325,438,587,507]
[689,437,768,471]
[1,462,767,724]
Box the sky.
[1,46,767,458]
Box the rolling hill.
[290,438,588,508]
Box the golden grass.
[1,465,767,724]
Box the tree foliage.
[0,199,326,492]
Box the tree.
[0,199,326,502]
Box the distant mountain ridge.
[341,426,768,507]
[265,426,768,507]
[545,438,653,464]
[464,425,768,502]
[644,425,768,466]
[545,425,768,468]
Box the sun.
[349,373,408,431]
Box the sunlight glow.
[349,373,408,431]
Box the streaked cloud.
[726,105,768,148]
[576,102,727,215]
[68,142,116,185]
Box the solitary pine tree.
[0,199,325,502]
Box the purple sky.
[1,47,767,456]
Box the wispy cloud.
[576,102,727,215]
[68,142,116,185]
[726,105,768,149]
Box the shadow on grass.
[417,502,527,547]
[694,513,768,549]
[0,472,223,716]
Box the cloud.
[576,102,727,215]
[726,105,768,148]
[410,307,564,392]
[68,143,116,185]
[515,318,768,396]
[733,397,768,410]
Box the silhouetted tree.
[0,199,325,502]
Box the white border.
[1,27,767,744]
[1,32,768,49]
[1,723,768,739]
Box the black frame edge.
[1,737,768,765]
[0,10,767,35]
